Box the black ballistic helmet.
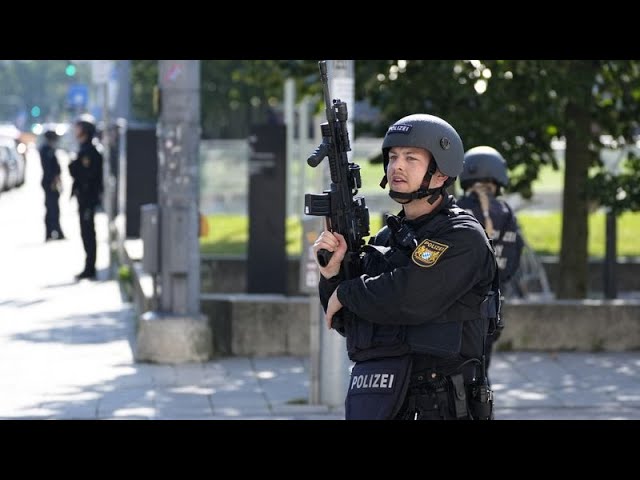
[381,113,465,179]
[460,146,509,190]
[75,113,97,139]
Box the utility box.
[141,203,160,274]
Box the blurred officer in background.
[457,146,524,376]
[39,130,65,242]
[69,115,103,280]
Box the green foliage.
[131,60,158,122]
[131,59,640,209]
[355,60,640,211]
[355,60,640,298]
[588,151,640,214]
[200,60,318,139]
[132,60,318,138]
[118,265,132,282]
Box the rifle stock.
[304,60,370,332]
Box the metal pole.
[157,60,201,315]
[298,97,311,224]
[299,216,324,404]
[115,117,127,265]
[602,148,623,300]
[309,295,321,404]
[135,60,212,364]
[299,98,322,404]
[284,78,295,219]
[113,60,131,120]
[604,208,617,299]
[102,81,112,278]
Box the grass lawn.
[518,211,640,258]
[201,211,640,258]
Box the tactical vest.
[345,206,498,363]
[457,195,523,284]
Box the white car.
[0,136,24,189]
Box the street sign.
[67,84,89,109]
[92,60,114,85]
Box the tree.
[131,60,318,138]
[131,60,158,122]
[0,60,87,124]
[356,60,640,298]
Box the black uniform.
[319,195,498,420]
[69,140,103,277]
[457,192,523,288]
[457,192,523,375]
[39,143,64,240]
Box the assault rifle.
[304,60,370,333]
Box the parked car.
[0,123,27,187]
[0,146,8,192]
[0,136,23,190]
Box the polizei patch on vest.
[349,371,396,392]
[412,239,449,267]
[386,124,412,134]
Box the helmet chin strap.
[381,162,442,205]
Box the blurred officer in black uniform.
[314,114,500,420]
[69,115,103,280]
[457,146,524,376]
[39,130,65,241]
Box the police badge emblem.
[412,239,449,267]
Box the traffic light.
[30,106,41,118]
[65,62,77,77]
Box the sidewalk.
[1,146,639,419]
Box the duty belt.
[404,371,469,419]
[410,354,477,384]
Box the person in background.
[457,146,524,377]
[39,130,65,241]
[69,115,103,280]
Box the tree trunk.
[557,100,592,298]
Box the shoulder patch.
[412,238,450,268]
[81,156,91,167]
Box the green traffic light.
[65,64,77,76]
[31,106,41,118]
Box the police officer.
[39,130,65,241]
[457,146,524,375]
[69,115,103,280]
[314,114,499,420]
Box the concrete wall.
[201,255,303,296]
[200,294,309,356]
[199,294,640,357]
[125,246,640,357]
[497,300,640,351]
[201,255,640,296]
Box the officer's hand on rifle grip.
[313,230,347,279]
[317,249,333,267]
